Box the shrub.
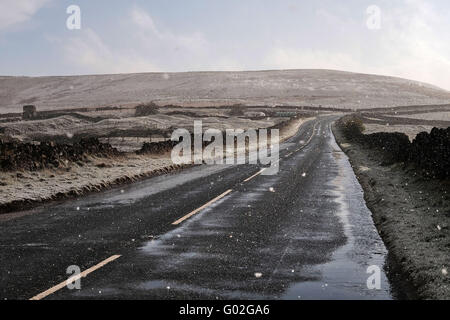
[228,104,245,116]
[339,115,365,140]
[135,102,159,117]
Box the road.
[0,116,400,300]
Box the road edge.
[0,163,195,216]
[331,121,449,300]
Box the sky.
[0,0,449,90]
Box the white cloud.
[129,6,161,37]
[63,28,159,74]
[262,0,450,90]
[374,0,450,89]
[61,6,241,74]
[0,0,50,31]
[127,6,210,68]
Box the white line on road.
[171,120,321,226]
[243,169,266,182]
[172,189,233,225]
[299,121,319,150]
[29,254,121,300]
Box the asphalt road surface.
[0,116,400,300]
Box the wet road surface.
[0,116,397,300]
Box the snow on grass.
[0,154,175,206]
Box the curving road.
[0,116,399,300]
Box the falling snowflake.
[437,225,442,231]
[442,268,448,276]
[301,173,306,177]
[76,207,80,211]
[254,272,263,278]
[269,187,275,192]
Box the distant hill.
[1,69,449,113]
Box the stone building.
[23,105,37,120]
